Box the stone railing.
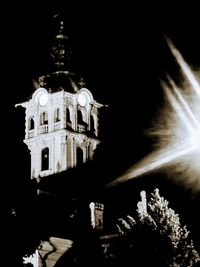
[77,124,86,133]
[28,129,34,138]
[39,124,48,134]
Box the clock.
[39,92,48,106]
[78,93,87,107]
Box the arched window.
[41,147,49,171]
[54,108,60,122]
[77,147,84,166]
[66,108,72,129]
[77,110,87,133]
[90,114,95,133]
[28,117,34,130]
[40,111,48,125]
[66,108,71,122]
[77,109,84,125]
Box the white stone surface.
[16,87,103,179]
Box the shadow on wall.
[53,231,104,267]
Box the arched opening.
[90,114,95,134]
[77,147,84,166]
[77,109,84,125]
[40,111,48,125]
[66,108,71,123]
[54,108,60,122]
[41,147,49,171]
[28,117,34,130]
[66,107,72,130]
[77,109,87,132]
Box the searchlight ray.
[107,39,200,189]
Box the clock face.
[39,92,48,106]
[78,93,87,107]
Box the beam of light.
[107,39,200,191]
[166,76,200,130]
[165,36,200,100]
[107,144,197,187]
[161,81,194,133]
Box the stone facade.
[17,15,106,267]
[16,86,103,180]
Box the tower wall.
[17,87,103,180]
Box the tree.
[107,189,200,267]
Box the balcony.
[28,130,34,138]
[39,124,48,134]
[77,124,86,133]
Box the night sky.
[2,3,200,252]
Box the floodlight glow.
[107,39,200,191]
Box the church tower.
[16,15,104,181]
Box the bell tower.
[16,15,104,181]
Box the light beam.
[166,76,200,130]
[165,36,200,100]
[107,39,200,191]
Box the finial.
[50,13,71,71]
[78,77,86,88]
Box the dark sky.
[2,3,200,250]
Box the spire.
[37,13,78,93]
[50,13,72,71]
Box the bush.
[107,189,200,267]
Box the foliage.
[107,188,200,267]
